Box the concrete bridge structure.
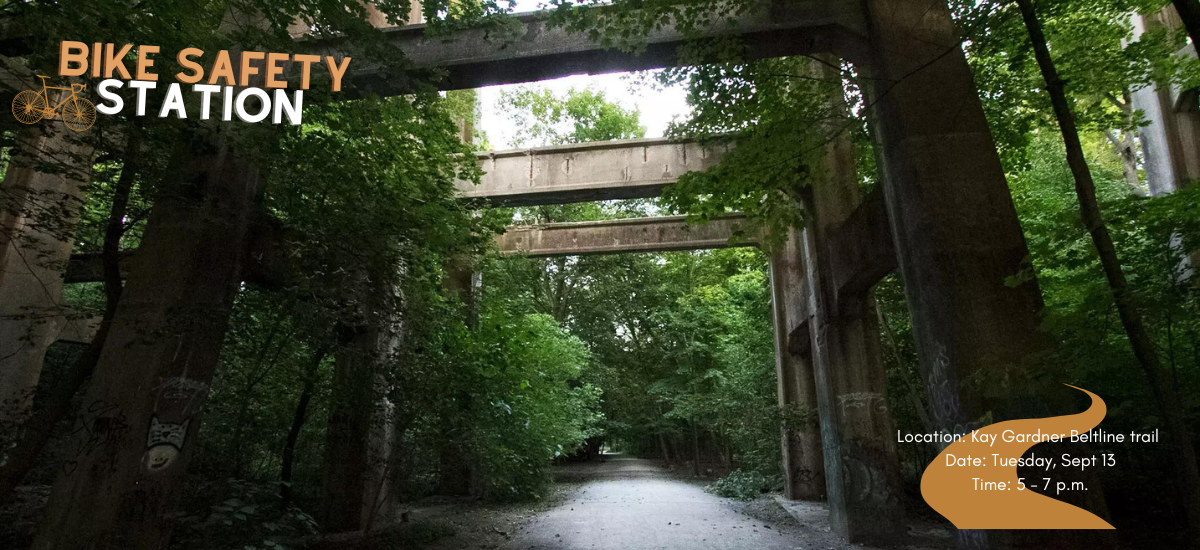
[474,135,902,532]
[0,1,1128,548]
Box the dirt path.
[494,456,950,550]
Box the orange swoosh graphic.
[920,385,1114,529]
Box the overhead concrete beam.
[495,215,754,257]
[458,138,732,206]
[63,216,293,289]
[322,2,868,95]
[0,3,865,95]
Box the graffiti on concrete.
[153,376,209,412]
[837,391,887,415]
[144,415,190,472]
[63,400,130,475]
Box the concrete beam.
[495,215,753,257]
[63,216,293,289]
[0,4,866,95]
[826,190,895,310]
[321,2,869,95]
[459,138,731,206]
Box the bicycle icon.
[12,75,97,132]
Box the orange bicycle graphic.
[12,75,97,132]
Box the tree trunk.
[718,439,732,471]
[1103,130,1144,195]
[1173,0,1200,52]
[280,345,329,508]
[690,421,701,477]
[1018,0,1200,537]
[0,134,138,504]
[658,432,671,466]
[437,425,472,496]
[32,143,262,550]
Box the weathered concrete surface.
[33,147,262,549]
[864,0,1047,437]
[862,2,1115,547]
[826,190,895,310]
[798,62,904,543]
[323,2,869,95]
[323,319,402,532]
[1129,9,1200,196]
[495,215,754,257]
[768,228,826,501]
[458,138,732,207]
[0,124,92,426]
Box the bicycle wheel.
[12,90,45,124]
[62,97,96,132]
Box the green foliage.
[499,87,646,147]
[14,2,1200,546]
[647,265,781,478]
[1013,131,1200,400]
[172,479,319,550]
[954,0,1198,169]
[463,312,602,500]
[706,468,774,501]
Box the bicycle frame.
[34,76,86,115]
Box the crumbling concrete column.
[0,123,93,428]
[861,2,1116,548]
[863,0,1047,438]
[33,144,261,549]
[798,81,905,542]
[768,229,825,501]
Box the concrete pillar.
[437,256,479,496]
[802,264,904,544]
[362,395,396,526]
[797,72,905,542]
[33,148,261,549]
[365,1,424,27]
[768,229,825,501]
[1129,9,1200,196]
[323,317,402,532]
[862,2,1117,547]
[864,0,1046,437]
[0,124,92,428]
[318,254,406,530]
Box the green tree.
[500,86,646,147]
